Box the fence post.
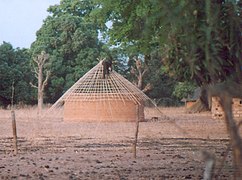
[133,104,141,158]
[11,110,18,155]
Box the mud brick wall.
[185,101,196,109]
[63,99,144,122]
[212,97,242,119]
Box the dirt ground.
[0,107,241,179]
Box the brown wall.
[212,97,242,119]
[185,101,196,109]
[63,100,144,122]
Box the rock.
[96,160,102,164]
[184,175,192,179]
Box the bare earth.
[0,107,241,179]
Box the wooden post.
[133,105,140,158]
[11,110,18,155]
[133,119,139,158]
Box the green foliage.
[31,0,107,103]
[92,0,182,103]
[94,0,241,87]
[144,50,175,99]
[157,0,241,85]
[172,82,196,100]
[0,42,34,107]
[1,0,239,107]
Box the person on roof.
[102,57,112,79]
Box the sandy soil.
[0,107,241,179]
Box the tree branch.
[29,82,38,89]
[33,57,40,66]
[41,71,50,91]
[131,66,138,78]
[33,66,38,76]
[142,68,148,77]
[142,83,152,93]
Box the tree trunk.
[187,86,210,113]
[137,74,142,90]
[38,64,43,115]
[208,81,242,178]
[133,58,148,90]
[38,90,43,115]
[30,51,50,118]
[219,93,242,178]
[186,99,208,113]
[190,81,242,178]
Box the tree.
[172,82,196,100]
[94,0,241,92]
[30,51,50,114]
[130,58,148,90]
[93,0,242,177]
[95,0,241,104]
[0,42,33,108]
[92,0,179,104]
[31,0,107,103]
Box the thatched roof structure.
[50,60,152,121]
[52,61,150,106]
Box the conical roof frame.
[52,61,151,108]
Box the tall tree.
[31,0,106,103]
[0,42,33,107]
[94,0,241,104]
[93,0,242,176]
[91,0,181,104]
[130,58,148,90]
[30,51,50,114]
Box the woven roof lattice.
[52,60,151,108]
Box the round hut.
[51,60,149,122]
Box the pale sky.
[0,0,60,48]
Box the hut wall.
[185,101,196,109]
[212,97,242,119]
[64,100,144,122]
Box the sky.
[0,0,60,48]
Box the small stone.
[185,175,192,179]
[96,160,102,164]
